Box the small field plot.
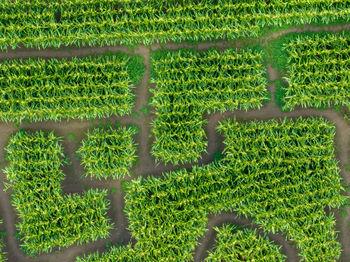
[0,53,144,122]
[272,32,350,110]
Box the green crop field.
[78,126,138,180]
[206,225,285,261]
[150,47,269,165]
[77,118,346,262]
[0,1,349,262]
[0,1,349,49]
[0,53,144,122]
[4,130,112,256]
[272,31,350,110]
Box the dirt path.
[0,24,349,262]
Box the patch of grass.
[341,209,347,218]
[213,152,223,163]
[67,133,76,141]
[110,187,118,194]
[132,112,139,118]
[140,106,149,115]
[274,80,288,111]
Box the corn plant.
[0,1,349,50]
[3,130,113,256]
[77,117,347,262]
[0,53,144,123]
[206,224,286,261]
[150,47,269,165]
[77,126,138,180]
[272,31,350,111]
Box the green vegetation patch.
[77,126,138,180]
[206,224,286,261]
[77,117,346,262]
[0,221,5,262]
[4,130,113,256]
[271,31,350,110]
[150,47,268,165]
[0,1,349,49]
[0,53,144,123]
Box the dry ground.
[0,23,349,262]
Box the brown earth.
[0,24,349,262]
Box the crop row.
[272,31,350,110]
[0,0,349,49]
[4,130,113,256]
[77,117,347,262]
[206,224,285,261]
[77,126,138,180]
[150,47,269,165]
[0,221,4,262]
[0,53,144,122]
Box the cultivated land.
[0,6,349,262]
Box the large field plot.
[0,1,349,262]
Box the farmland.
[0,53,144,122]
[150,47,268,165]
[272,31,350,111]
[206,225,286,261]
[77,126,138,180]
[0,1,349,262]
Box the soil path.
[0,23,349,262]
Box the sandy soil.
[0,24,349,262]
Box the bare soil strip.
[0,24,349,261]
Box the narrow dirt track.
[0,23,349,262]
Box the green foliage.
[110,188,118,195]
[77,245,134,262]
[271,31,350,111]
[0,1,349,50]
[77,117,347,262]
[4,130,113,256]
[77,126,138,180]
[0,53,144,123]
[213,152,223,163]
[150,47,268,165]
[132,112,139,118]
[206,224,286,261]
[67,133,76,141]
[0,221,5,262]
[140,106,149,115]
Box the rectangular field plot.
[0,53,144,122]
[273,32,350,110]
[150,47,268,165]
[0,1,349,49]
